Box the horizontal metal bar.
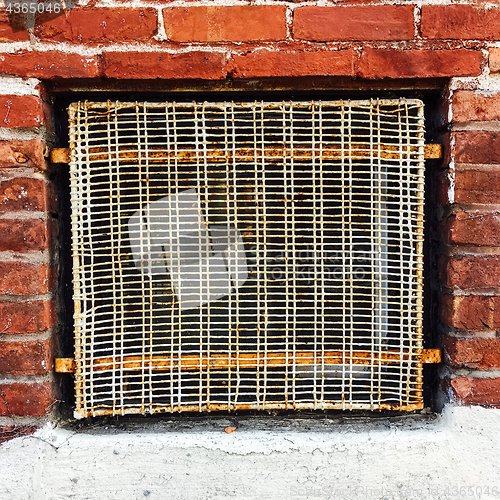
[89,349,437,374]
[78,400,424,418]
[51,144,441,165]
[55,358,76,373]
[421,349,441,364]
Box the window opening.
[68,98,426,418]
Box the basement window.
[67,98,426,418]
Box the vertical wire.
[104,100,118,415]
[347,101,355,409]
[232,105,241,409]
[194,102,204,411]
[403,99,414,407]
[135,102,147,413]
[172,103,183,411]
[202,101,211,409]
[318,102,325,409]
[232,102,241,407]
[311,102,318,409]
[340,101,347,410]
[223,102,233,408]
[282,102,290,409]
[114,103,127,415]
[69,102,81,415]
[261,101,269,406]
[252,102,262,408]
[397,100,406,407]
[414,102,426,408]
[376,99,384,407]
[289,101,297,408]
[369,99,376,409]
[165,102,175,411]
[83,103,94,416]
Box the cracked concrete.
[1,406,500,499]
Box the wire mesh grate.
[68,99,425,418]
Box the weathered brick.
[442,255,500,289]
[0,262,57,295]
[358,48,482,79]
[0,52,99,79]
[452,91,500,122]
[0,426,37,445]
[0,339,53,375]
[0,219,57,252]
[0,300,56,334]
[230,49,354,78]
[449,377,500,407]
[422,5,500,40]
[490,48,500,74]
[436,170,452,206]
[455,131,500,164]
[0,96,45,128]
[164,6,286,42]
[0,139,47,170]
[446,212,500,246]
[0,382,56,416]
[444,336,500,369]
[35,8,157,43]
[0,177,56,213]
[293,5,413,41]
[454,169,500,205]
[102,51,226,80]
[0,12,29,42]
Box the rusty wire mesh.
[68,99,425,418]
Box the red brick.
[0,300,56,334]
[0,139,47,170]
[0,382,56,416]
[164,6,286,42]
[447,212,500,246]
[230,49,354,78]
[449,377,500,407]
[452,91,500,123]
[294,5,413,41]
[454,169,500,205]
[35,8,157,43]
[491,48,500,74]
[0,52,99,79]
[0,177,56,213]
[442,255,500,289]
[0,219,57,252]
[0,96,45,128]
[0,339,53,375]
[0,12,29,42]
[358,48,482,79]
[422,5,500,41]
[0,426,36,445]
[455,131,500,165]
[0,262,57,295]
[102,51,226,80]
[441,295,500,331]
[444,336,500,369]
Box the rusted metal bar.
[55,358,76,373]
[81,400,424,417]
[91,349,438,373]
[66,143,440,165]
[421,349,441,364]
[50,148,71,164]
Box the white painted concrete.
[0,405,499,499]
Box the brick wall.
[0,1,499,440]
